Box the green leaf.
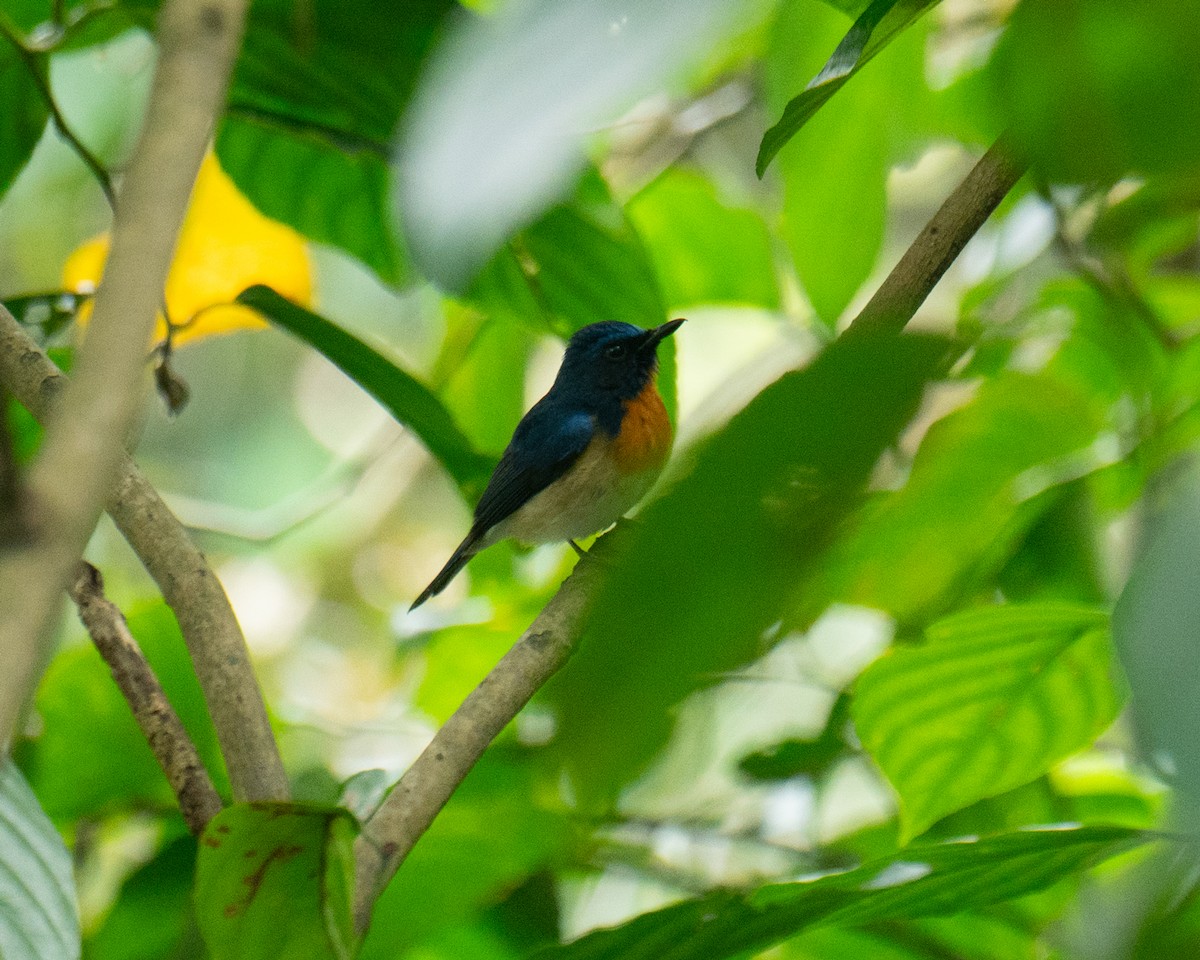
[474,172,667,336]
[993,0,1200,181]
[236,285,493,496]
[216,115,403,285]
[397,0,748,288]
[217,0,454,283]
[194,803,357,960]
[0,30,50,203]
[550,333,954,805]
[854,604,1123,840]
[793,371,1105,626]
[541,826,1149,960]
[0,759,80,960]
[626,169,779,310]
[86,832,196,960]
[757,0,942,176]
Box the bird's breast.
[611,379,672,475]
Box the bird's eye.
[604,343,627,361]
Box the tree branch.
[349,132,1028,933]
[0,305,289,802]
[0,0,249,751]
[353,555,605,930]
[68,562,222,834]
[850,133,1028,336]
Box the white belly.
[484,436,660,547]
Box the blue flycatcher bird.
[411,318,685,610]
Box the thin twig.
[850,133,1028,336]
[0,304,289,802]
[0,0,251,752]
[68,562,222,834]
[0,16,116,208]
[350,132,1030,933]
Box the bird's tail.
[410,528,483,611]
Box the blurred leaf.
[215,116,401,285]
[626,170,779,310]
[779,913,1034,960]
[194,803,357,960]
[216,0,454,283]
[767,0,912,325]
[738,693,853,782]
[1090,176,1200,254]
[1113,471,1200,808]
[794,371,1105,627]
[237,285,493,495]
[853,603,1123,840]
[0,759,79,960]
[65,154,313,347]
[993,0,1200,181]
[87,833,199,960]
[757,0,942,176]
[396,0,746,288]
[551,333,953,806]
[2,290,87,342]
[441,316,536,456]
[359,750,570,958]
[17,601,227,821]
[475,172,667,336]
[0,29,49,204]
[541,826,1148,960]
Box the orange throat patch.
[612,378,672,474]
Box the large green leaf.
[396,0,749,288]
[757,0,943,176]
[216,115,403,285]
[541,826,1149,960]
[472,172,667,336]
[194,803,357,960]
[550,333,954,805]
[793,371,1105,627]
[216,0,454,283]
[854,603,1123,840]
[767,0,922,325]
[993,0,1200,181]
[626,169,779,310]
[0,29,50,204]
[0,759,80,960]
[237,285,493,496]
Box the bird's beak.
[641,317,685,352]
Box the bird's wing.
[472,406,596,534]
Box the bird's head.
[553,319,685,404]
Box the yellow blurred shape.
[64,153,313,346]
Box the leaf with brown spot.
[195,802,358,960]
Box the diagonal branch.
[0,0,250,751]
[0,306,289,802]
[350,132,1028,933]
[850,132,1027,336]
[68,562,222,834]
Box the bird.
[411,318,685,610]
